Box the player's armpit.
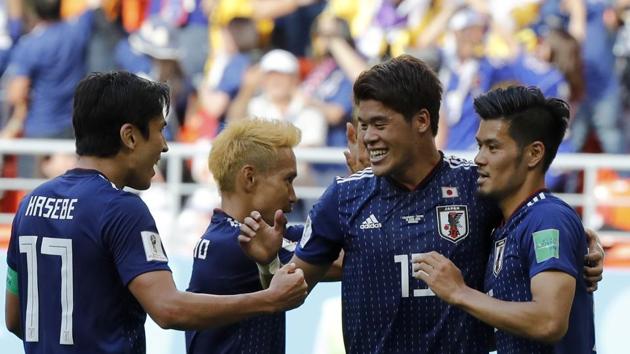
[322,249,344,282]
[5,290,22,339]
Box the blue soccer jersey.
[485,191,596,354]
[185,210,301,354]
[296,154,501,353]
[6,168,171,354]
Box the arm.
[226,66,262,122]
[128,266,307,330]
[414,2,460,50]
[239,210,341,285]
[564,0,587,42]
[4,291,21,339]
[328,37,367,82]
[290,254,330,292]
[2,76,29,138]
[413,252,575,342]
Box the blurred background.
[0,0,629,353]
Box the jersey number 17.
[18,235,74,345]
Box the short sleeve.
[6,210,23,270]
[102,194,171,285]
[7,39,37,78]
[323,74,353,114]
[295,182,344,264]
[520,206,585,279]
[216,54,250,98]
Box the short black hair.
[73,71,170,157]
[33,0,61,21]
[474,86,569,172]
[353,55,442,136]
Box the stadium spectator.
[193,17,259,140]
[541,0,626,154]
[227,49,327,148]
[414,86,595,353]
[2,0,97,177]
[301,14,361,181]
[4,71,307,353]
[238,55,605,353]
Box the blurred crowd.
[1,0,630,235]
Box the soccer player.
[185,118,304,353]
[238,56,604,354]
[412,86,595,353]
[4,71,307,354]
[241,55,500,353]
[186,118,343,354]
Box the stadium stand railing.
[1,139,629,258]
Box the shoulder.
[104,190,152,219]
[335,167,376,186]
[523,193,583,235]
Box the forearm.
[226,91,253,122]
[156,289,275,330]
[415,4,459,49]
[454,287,566,342]
[328,38,367,82]
[251,0,302,20]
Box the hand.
[584,228,604,292]
[238,210,286,264]
[266,262,308,311]
[343,122,369,173]
[412,252,468,305]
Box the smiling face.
[357,99,420,179]
[474,119,528,201]
[127,116,169,190]
[252,147,298,224]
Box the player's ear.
[120,123,136,150]
[526,141,545,169]
[414,109,431,134]
[241,165,257,193]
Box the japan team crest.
[436,205,469,243]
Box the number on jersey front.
[394,254,435,298]
[18,235,74,345]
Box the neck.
[393,141,441,190]
[219,192,252,223]
[499,173,546,220]
[75,156,126,189]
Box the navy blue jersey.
[485,191,595,354]
[185,210,301,354]
[296,154,501,353]
[6,169,171,354]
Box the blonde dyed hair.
[208,118,301,192]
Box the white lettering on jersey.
[24,196,77,220]
[402,215,424,224]
[141,231,168,262]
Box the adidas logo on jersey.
[360,214,382,229]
